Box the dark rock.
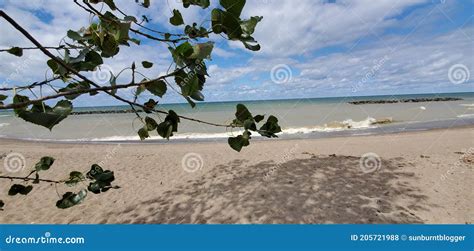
[349,97,462,105]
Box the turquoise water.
[0,92,473,142]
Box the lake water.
[0,92,473,142]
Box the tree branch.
[0,77,60,91]
[0,10,235,128]
[0,175,62,184]
[0,46,69,52]
[80,0,186,43]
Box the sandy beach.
[0,127,472,224]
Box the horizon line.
[73,91,474,108]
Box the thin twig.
[0,77,60,91]
[0,175,62,184]
[0,10,235,128]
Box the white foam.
[56,131,244,142]
[460,104,474,107]
[3,117,394,142]
[0,123,9,128]
[457,114,474,118]
[279,117,385,135]
[62,118,384,141]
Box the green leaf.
[129,38,141,45]
[169,42,195,67]
[228,131,251,152]
[101,34,119,57]
[67,30,83,41]
[185,23,209,38]
[142,61,153,68]
[235,104,253,123]
[56,190,87,209]
[138,127,149,140]
[175,42,194,58]
[170,9,184,26]
[35,156,55,171]
[240,36,261,51]
[243,119,257,131]
[117,22,131,43]
[240,16,262,35]
[145,116,158,131]
[212,9,242,39]
[189,42,214,60]
[86,164,116,194]
[58,82,91,100]
[140,0,150,8]
[86,164,103,179]
[14,96,73,130]
[182,0,210,8]
[124,15,137,22]
[157,121,173,139]
[145,80,167,97]
[89,0,117,10]
[8,184,33,196]
[84,50,103,68]
[254,114,265,123]
[33,172,40,184]
[190,90,205,101]
[7,47,23,57]
[65,171,85,187]
[258,115,282,138]
[109,71,117,95]
[47,58,68,77]
[220,0,246,17]
[157,110,180,139]
[86,164,114,180]
[143,99,157,113]
[180,75,200,97]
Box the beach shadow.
[107,155,431,224]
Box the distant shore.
[66,97,466,114]
[0,126,472,224]
[348,97,462,105]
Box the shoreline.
[0,126,472,224]
[0,123,473,146]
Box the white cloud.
[0,0,472,105]
[242,0,429,56]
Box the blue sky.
[0,0,473,107]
